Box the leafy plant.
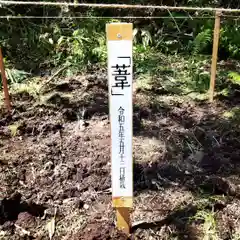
[193,29,212,55]
[8,123,20,137]
[5,68,30,84]
[10,78,42,100]
[220,20,240,58]
[0,58,30,87]
[0,1,240,91]
[223,107,240,121]
[194,210,218,240]
[228,71,240,85]
[133,28,152,49]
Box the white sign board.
[107,23,133,208]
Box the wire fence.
[0,15,240,20]
[0,1,239,19]
[0,16,220,19]
[0,1,240,13]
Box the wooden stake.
[0,47,11,112]
[209,11,221,102]
[107,23,133,235]
[116,208,131,235]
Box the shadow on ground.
[132,91,240,238]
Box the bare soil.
[0,74,240,239]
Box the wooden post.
[209,11,221,102]
[116,208,131,234]
[107,23,133,235]
[0,47,11,112]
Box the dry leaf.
[46,217,55,240]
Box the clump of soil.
[11,91,34,102]
[0,193,46,224]
[78,222,128,240]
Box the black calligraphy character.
[119,129,124,139]
[112,76,130,90]
[118,106,125,112]
[119,140,124,155]
[120,167,126,189]
[118,107,125,123]
[118,57,131,65]
[118,115,125,123]
[111,88,123,96]
[120,154,124,164]
[111,57,131,91]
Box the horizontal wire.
[222,14,240,18]
[0,1,240,13]
[0,16,218,19]
[0,15,239,20]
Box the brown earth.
[0,74,240,239]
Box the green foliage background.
[0,0,239,84]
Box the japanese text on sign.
[111,57,131,96]
[118,106,126,189]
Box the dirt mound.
[78,222,128,240]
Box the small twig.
[167,9,181,33]
[96,188,112,194]
[40,64,70,91]
[186,141,194,154]
[191,130,203,147]
[212,135,220,146]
